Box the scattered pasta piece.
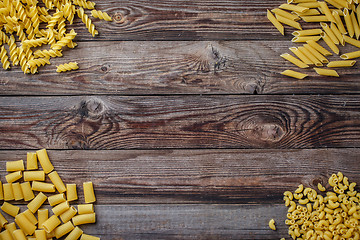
[281,69,308,79]
[314,67,340,76]
[56,62,79,73]
[268,219,276,230]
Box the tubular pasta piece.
[12,182,24,201]
[279,3,309,12]
[35,230,47,240]
[21,181,35,201]
[304,44,329,63]
[6,160,24,172]
[314,67,339,77]
[54,221,74,238]
[281,53,309,68]
[330,22,345,45]
[344,8,355,37]
[0,230,13,240]
[78,204,94,214]
[60,206,77,223]
[27,152,38,170]
[36,149,54,174]
[301,15,329,22]
[298,46,323,66]
[5,171,22,183]
[0,212,8,227]
[15,212,36,235]
[327,60,356,67]
[48,193,66,206]
[48,171,66,193]
[292,29,322,36]
[298,2,321,8]
[38,208,49,229]
[1,202,20,217]
[27,192,47,213]
[72,213,96,225]
[289,47,313,64]
[333,11,347,34]
[0,181,3,200]
[267,10,284,35]
[80,234,100,240]
[65,226,83,240]
[42,215,61,233]
[319,1,337,22]
[271,8,300,21]
[13,229,26,240]
[52,201,70,216]
[343,34,360,47]
[318,183,326,191]
[83,181,96,203]
[3,183,14,201]
[67,183,78,202]
[292,36,321,42]
[294,8,320,16]
[276,14,302,30]
[321,22,339,45]
[32,181,55,192]
[321,32,340,55]
[351,11,360,39]
[23,171,45,181]
[23,209,38,225]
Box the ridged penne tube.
[325,0,343,8]
[80,234,100,240]
[28,192,47,213]
[5,171,22,183]
[27,152,38,170]
[306,40,332,56]
[23,171,45,181]
[12,182,24,200]
[83,181,96,203]
[292,29,322,36]
[42,215,61,233]
[35,230,47,240]
[279,3,309,12]
[320,22,339,45]
[13,229,27,240]
[341,50,360,59]
[52,201,70,216]
[72,213,96,225]
[54,221,74,238]
[291,35,321,42]
[271,8,300,21]
[343,34,360,47]
[6,160,25,172]
[281,70,308,79]
[297,2,321,8]
[281,53,309,68]
[38,209,49,230]
[66,183,78,201]
[36,149,54,174]
[65,226,83,240]
[357,5,360,26]
[304,44,329,63]
[294,9,320,16]
[301,15,329,22]
[78,204,94,214]
[1,202,19,217]
[48,171,66,193]
[321,32,340,55]
[48,193,66,206]
[289,47,313,64]
[333,0,350,8]
[351,11,360,39]
[319,2,337,22]
[60,206,78,223]
[314,67,339,77]
[0,212,7,227]
[0,181,3,200]
[276,14,302,29]
[327,60,356,67]
[333,11,347,34]
[298,47,323,66]
[344,8,355,37]
[15,212,36,235]
[23,209,38,225]
[32,181,55,192]
[21,181,35,201]
[330,23,345,45]
[3,183,14,201]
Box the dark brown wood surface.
[0,0,359,239]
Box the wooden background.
[0,0,360,239]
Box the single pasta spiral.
[27,58,50,68]
[8,35,19,66]
[34,49,62,58]
[29,5,40,33]
[72,0,95,9]
[56,62,79,72]
[91,10,112,21]
[0,46,11,70]
[22,37,48,48]
[47,10,63,29]
[77,7,98,37]
[51,29,77,50]
[63,3,75,24]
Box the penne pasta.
[327,60,356,67]
[321,22,340,45]
[293,8,320,16]
[12,182,24,201]
[292,35,321,42]
[80,234,100,240]
[281,53,310,68]
[36,149,54,174]
[48,171,66,193]
[306,40,332,56]
[344,8,355,37]
[66,183,78,202]
[333,11,347,34]
[5,171,22,183]
[333,0,350,8]
[343,34,360,47]
[292,0,317,3]
[298,46,323,66]
[20,181,35,201]
[1,202,20,217]
[267,10,285,35]
[319,2,337,22]
[83,181,96,204]
[289,47,313,64]
[279,3,310,12]
[330,22,345,45]
[340,50,360,59]
[281,69,308,79]
[276,14,303,29]
[304,44,329,63]
[23,171,45,181]
[314,67,339,76]
[357,5,360,26]
[321,32,340,55]
[351,11,360,39]
[292,29,322,36]
[65,226,83,240]
[271,8,300,21]
[27,152,38,170]
[72,213,96,225]
[301,15,329,22]
[332,9,344,16]
[297,2,321,7]
[325,0,344,8]
[6,160,25,172]
[32,181,55,192]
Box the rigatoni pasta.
[36,149,54,174]
[6,160,25,172]
[67,184,78,202]
[48,171,66,193]
[1,202,20,217]
[26,152,38,170]
[83,182,96,203]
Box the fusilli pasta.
[56,61,78,72]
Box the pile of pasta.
[0,149,99,240]
[0,0,112,74]
[267,0,360,79]
[278,172,360,239]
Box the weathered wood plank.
[0,95,359,150]
[1,41,360,95]
[0,204,289,239]
[0,149,358,204]
[55,0,289,41]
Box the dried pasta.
[56,62,79,72]
[281,69,308,79]
[268,219,276,230]
[91,10,113,21]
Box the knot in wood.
[114,13,125,23]
[78,98,106,119]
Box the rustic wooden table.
[0,0,360,239]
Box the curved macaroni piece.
[91,10,112,21]
[77,7,98,37]
[268,219,276,230]
[56,62,79,72]
[0,46,11,70]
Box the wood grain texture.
[57,0,288,41]
[0,95,359,150]
[1,41,360,95]
[0,149,358,204]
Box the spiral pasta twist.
[77,7,98,37]
[16,25,27,42]
[29,5,40,33]
[8,35,19,66]
[47,10,63,29]
[91,10,112,21]
[72,0,95,9]
[34,49,62,58]
[18,46,30,74]
[27,57,50,68]
[56,61,78,72]
[63,2,75,24]
[57,18,66,39]
[51,29,77,50]
[0,46,11,70]
[22,37,48,48]
[41,0,53,9]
